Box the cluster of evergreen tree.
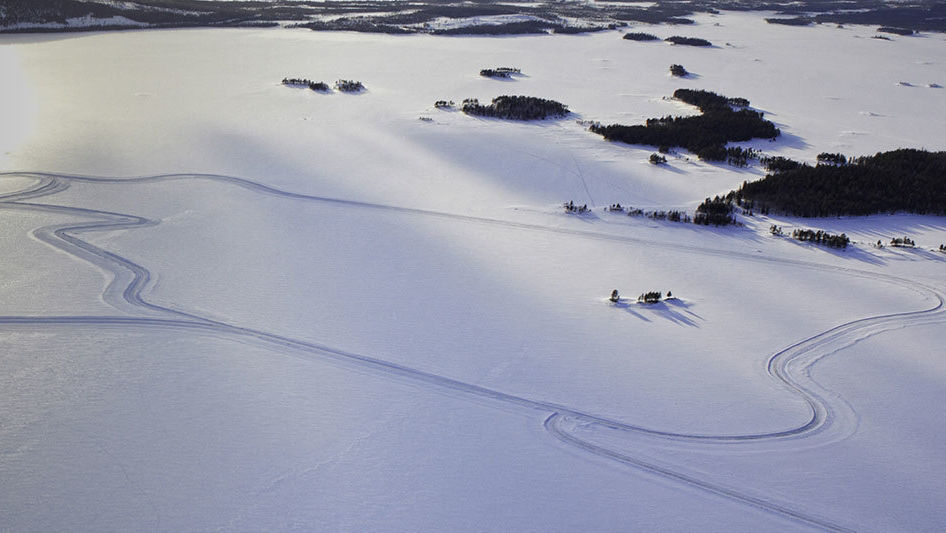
[589,89,779,162]
[735,149,946,217]
[334,79,365,92]
[649,153,668,164]
[878,26,915,35]
[480,67,521,79]
[669,64,688,77]
[760,155,802,172]
[816,152,847,165]
[765,17,813,26]
[890,236,916,247]
[638,291,662,304]
[726,147,759,167]
[693,196,736,226]
[462,95,569,120]
[656,210,689,222]
[623,32,660,41]
[434,100,455,109]
[939,244,946,253]
[282,78,330,92]
[432,21,557,35]
[609,204,689,222]
[792,229,850,248]
[673,89,748,111]
[665,36,712,47]
[563,200,589,214]
[300,20,412,34]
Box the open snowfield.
[2,11,945,531]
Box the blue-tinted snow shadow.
[780,237,888,266]
[612,298,701,327]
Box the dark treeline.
[792,229,850,248]
[480,67,522,79]
[813,4,946,32]
[765,17,813,26]
[589,89,779,162]
[623,32,660,41]
[760,155,803,172]
[735,149,946,217]
[613,8,695,25]
[878,26,915,35]
[334,79,365,92]
[816,152,847,165]
[8,0,946,36]
[301,20,411,34]
[462,96,569,120]
[725,147,760,167]
[693,196,736,226]
[665,36,712,46]
[282,78,330,92]
[607,204,689,222]
[432,20,613,35]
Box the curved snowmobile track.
[2,171,943,531]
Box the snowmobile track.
[2,171,943,531]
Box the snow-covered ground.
[1,11,945,531]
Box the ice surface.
[1,11,945,532]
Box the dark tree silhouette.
[735,149,946,217]
[462,95,568,120]
[590,89,779,162]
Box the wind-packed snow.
[1,11,945,532]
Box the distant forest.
[5,0,945,34]
[589,89,779,162]
[734,149,946,216]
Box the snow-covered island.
[1,5,945,532]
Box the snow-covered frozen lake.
[1,11,945,531]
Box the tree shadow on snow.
[783,238,888,266]
[612,298,701,327]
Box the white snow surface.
[1,11,945,532]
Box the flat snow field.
[1,11,945,532]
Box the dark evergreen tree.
[589,90,778,163]
[736,149,946,217]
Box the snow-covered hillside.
[1,11,945,532]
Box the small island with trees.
[334,79,365,93]
[589,89,779,162]
[623,32,660,41]
[480,67,522,79]
[282,78,331,92]
[765,17,813,26]
[608,289,674,305]
[665,36,712,47]
[462,95,569,120]
[669,64,688,77]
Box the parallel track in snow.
[2,171,943,531]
